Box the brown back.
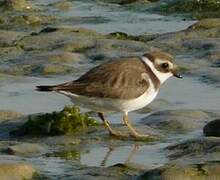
[54,57,160,100]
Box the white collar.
[141,56,172,84]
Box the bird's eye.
[161,63,169,69]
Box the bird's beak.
[172,68,183,79]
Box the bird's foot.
[102,121,130,139]
[108,130,130,140]
[109,131,157,141]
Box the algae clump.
[19,106,99,136]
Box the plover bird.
[37,51,182,140]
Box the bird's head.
[142,51,182,83]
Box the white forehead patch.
[141,56,173,84]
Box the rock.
[138,163,220,180]
[19,14,56,26]
[0,110,23,122]
[59,37,96,52]
[106,32,133,40]
[157,0,220,19]
[87,38,150,61]
[96,38,148,54]
[0,28,150,77]
[166,137,220,161]
[40,64,72,75]
[150,31,220,54]
[5,143,46,156]
[205,50,220,63]
[47,51,84,63]
[0,50,85,76]
[0,30,26,47]
[99,0,158,5]
[149,19,220,52]
[11,14,57,28]
[0,47,24,62]
[183,38,220,51]
[200,68,220,84]
[204,119,220,137]
[188,18,220,30]
[0,115,27,139]
[106,31,158,43]
[141,110,212,132]
[18,26,148,59]
[17,26,100,51]
[70,163,143,180]
[0,12,58,31]
[0,0,33,11]
[51,0,72,11]
[0,163,36,180]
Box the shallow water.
[0,155,77,179]
[81,143,169,168]
[0,76,72,114]
[1,74,218,176]
[80,130,202,168]
[0,75,219,116]
[59,1,196,35]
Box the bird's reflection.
[100,144,139,167]
[100,147,115,167]
[124,144,139,165]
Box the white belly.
[59,79,158,113]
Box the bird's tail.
[36,85,56,92]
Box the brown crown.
[143,51,173,63]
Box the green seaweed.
[15,106,99,136]
[0,0,32,11]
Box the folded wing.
[37,58,150,100]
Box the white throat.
[141,56,173,84]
